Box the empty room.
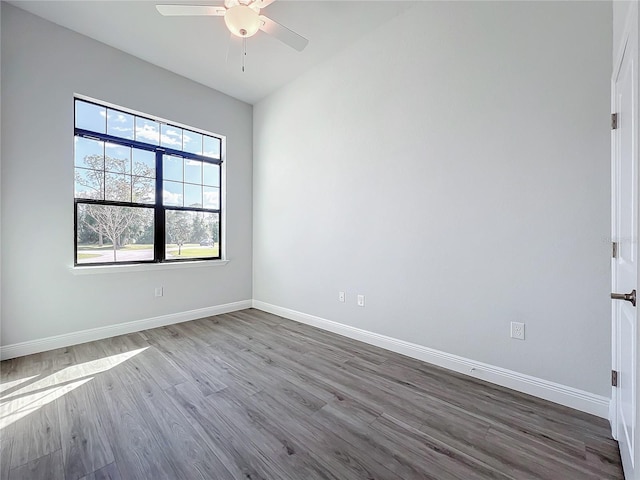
[1,0,638,479]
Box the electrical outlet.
[357,295,365,307]
[510,322,525,340]
[155,287,164,297]
[338,291,346,302]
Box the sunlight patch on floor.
[0,347,148,429]
[0,375,38,394]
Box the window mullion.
[155,151,165,262]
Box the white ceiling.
[9,0,411,104]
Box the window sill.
[69,259,229,275]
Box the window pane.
[184,159,202,184]
[161,124,183,149]
[135,117,160,145]
[165,210,219,259]
[105,173,132,202]
[75,137,104,169]
[203,136,221,159]
[77,203,154,264]
[163,155,183,182]
[132,149,156,178]
[105,143,131,174]
[203,163,220,187]
[183,130,203,155]
[203,186,220,209]
[133,176,155,204]
[75,100,106,133]
[185,184,202,207]
[163,180,183,206]
[107,109,134,140]
[75,168,104,200]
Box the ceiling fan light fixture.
[224,5,261,38]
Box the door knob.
[611,289,636,307]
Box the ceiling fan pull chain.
[242,37,247,72]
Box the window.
[74,98,222,265]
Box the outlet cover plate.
[510,321,525,340]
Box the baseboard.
[0,300,252,361]
[252,300,610,419]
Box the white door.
[612,5,639,479]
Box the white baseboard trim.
[252,300,611,419]
[0,300,252,361]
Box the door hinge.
[612,370,618,387]
[612,113,618,130]
[613,241,618,258]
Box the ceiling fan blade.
[253,0,276,9]
[258,15,308,51]
[156,5,226,16]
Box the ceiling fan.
[156,0,309,52]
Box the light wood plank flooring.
[0,309,624,479]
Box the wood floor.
[0,309,623,480]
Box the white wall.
[254,1,612,396]
[1,4,253,346]
[613,1,634,64]
[0,3,3,348]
